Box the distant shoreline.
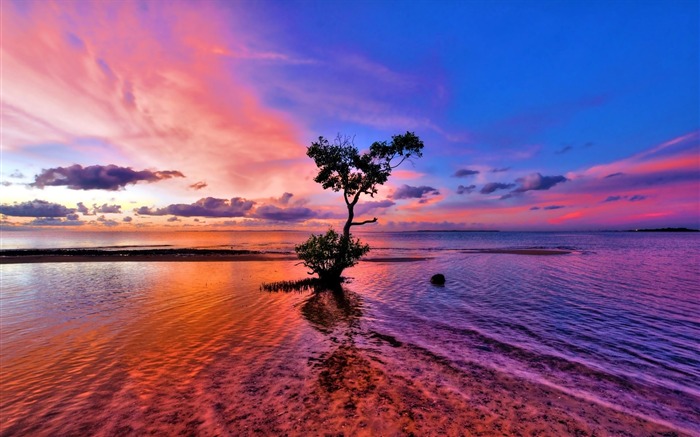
[626,227,699,232]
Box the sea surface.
[1,230,699,435]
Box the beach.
[1,231,698,435]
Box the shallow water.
[1,231,699,435]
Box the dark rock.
[430,273,445,285]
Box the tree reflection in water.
[261,278,362,335]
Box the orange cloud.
[1,1,314,199]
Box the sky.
[1,0,698,231]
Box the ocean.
[1,230,699,435]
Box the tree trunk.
[343,204,354,239]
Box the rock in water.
[430,274,445,285]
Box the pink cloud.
[583,131,699,180]
[2,0,315,199]
[548,211,584,225]
[391,132,699,230]
[392,170,426,180]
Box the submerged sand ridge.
[194,288,694,436]
[3,271,692,436]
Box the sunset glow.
[2,0,698,231]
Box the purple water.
[1,230,699,434]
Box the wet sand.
[1,281,692,436]
[100,290,687,436]
[0,249,295,264]
[244,291,689,437]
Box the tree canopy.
[307,131,424,209]
[296,131,424,284]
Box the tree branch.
[390,155,409,169]
[350,217,378,226]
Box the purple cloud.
[0,199,75,217]
[480,182,515,194]
[604,172,624,179]
[278,192,294,204]
[32,164,185,190]
[531,205,565,210]
[76,202,90,215]
[136,197,255,217]
[189,181,208,190]
[603,194,647,203]
[94,203,122,214]
[491,167,511,173]
[555,145,573,155]
[123,216,133,222]
[603,195,623,203]
[392,184,440,200]
[96,215,119,227]
[252,205,316,222]
[355,200,395,215]
[27,217,84,226]
[456,184,476,195]
[513,173,567,193]
[452,169,479,177]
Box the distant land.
[413,230,500,233]
[628,227,699,232]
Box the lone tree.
[295,131,424,283]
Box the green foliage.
[307,131,424,203]
[297,131,424,284]
[295,229,369,282]
[260,278,325,293]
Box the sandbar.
[0,249,296,264]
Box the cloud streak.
[94,204,122,214]
[391,185,440,200]
[452,169,479,177]
[0,199,75,217]
[27,217,84,226]
[33,165,184,191]
[480,182,515,194]
[456,184,476,195]
[513,173,567,193]
[189,181,208,190]
[355,200,396,215]
[136,197,255,218]
[252,205,316,222]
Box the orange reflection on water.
[1,260,312,435]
